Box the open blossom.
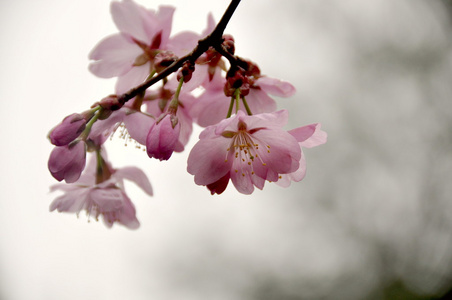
[88,0,198,94]
[50,152,153,229]
[187,110,303,195]
[48,140,86,183]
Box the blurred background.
[1,0,452,299]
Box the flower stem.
[226,97,235,119]
[168,77,184,114]
[242,96,252,115]
[80,106,102,140]
[235,89,240,113]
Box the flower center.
[224,127,271,177]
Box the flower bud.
[48,140,86,183]
[177,61,195,83]
[222,34,235,55]
[49,113,86,146]
[146,114,180,161]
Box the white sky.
[1,0,452,299]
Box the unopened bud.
[177,61,195,83]
[49,113,86,146]
[222,34,235,55]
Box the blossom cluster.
[47,0,326,229]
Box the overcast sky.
[1,1,452,299]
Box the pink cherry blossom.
[88,0,198,94]
[187,110,302,194]
[48,140,86,183]
[49,113,86,146]
[50,152,153,229]
[276,123,327,187]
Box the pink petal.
[50,188,89,213]
[230,167,254,195]
[123,110,155,145]
[166,31,199,57]
[89,188,123,211]
[48,141,86,183]
[202,13,216,37]
[115,63,151,94]
[244,110,289,130]
[175,101,194,147]
[88,34,140,78]
[300,124,327,148]
[289,123,327,148]
[194,92,230,127]
[252,129,301,174]
[187,136,231,185]
[246,88,277,114]
[276,150,307,187]
[114,166,153,196]
[111,0,152,43]
[155,6,176,47]
[256,76,296,97]
[146,115,180,161]
[88,110,125,143]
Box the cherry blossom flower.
[88,0,198,94]
[50,151,153,229]
[187,110,303,194]
[48,140,86,183]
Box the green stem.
[234,89,240,113]
[226,96,235,118]
[80,106,102,140]
[242,96,252,115]
[168,77,184,113]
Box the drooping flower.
[145,88,196,153]
[187,110,303,194]
[48,140,86,183]
[50,150,153,229]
